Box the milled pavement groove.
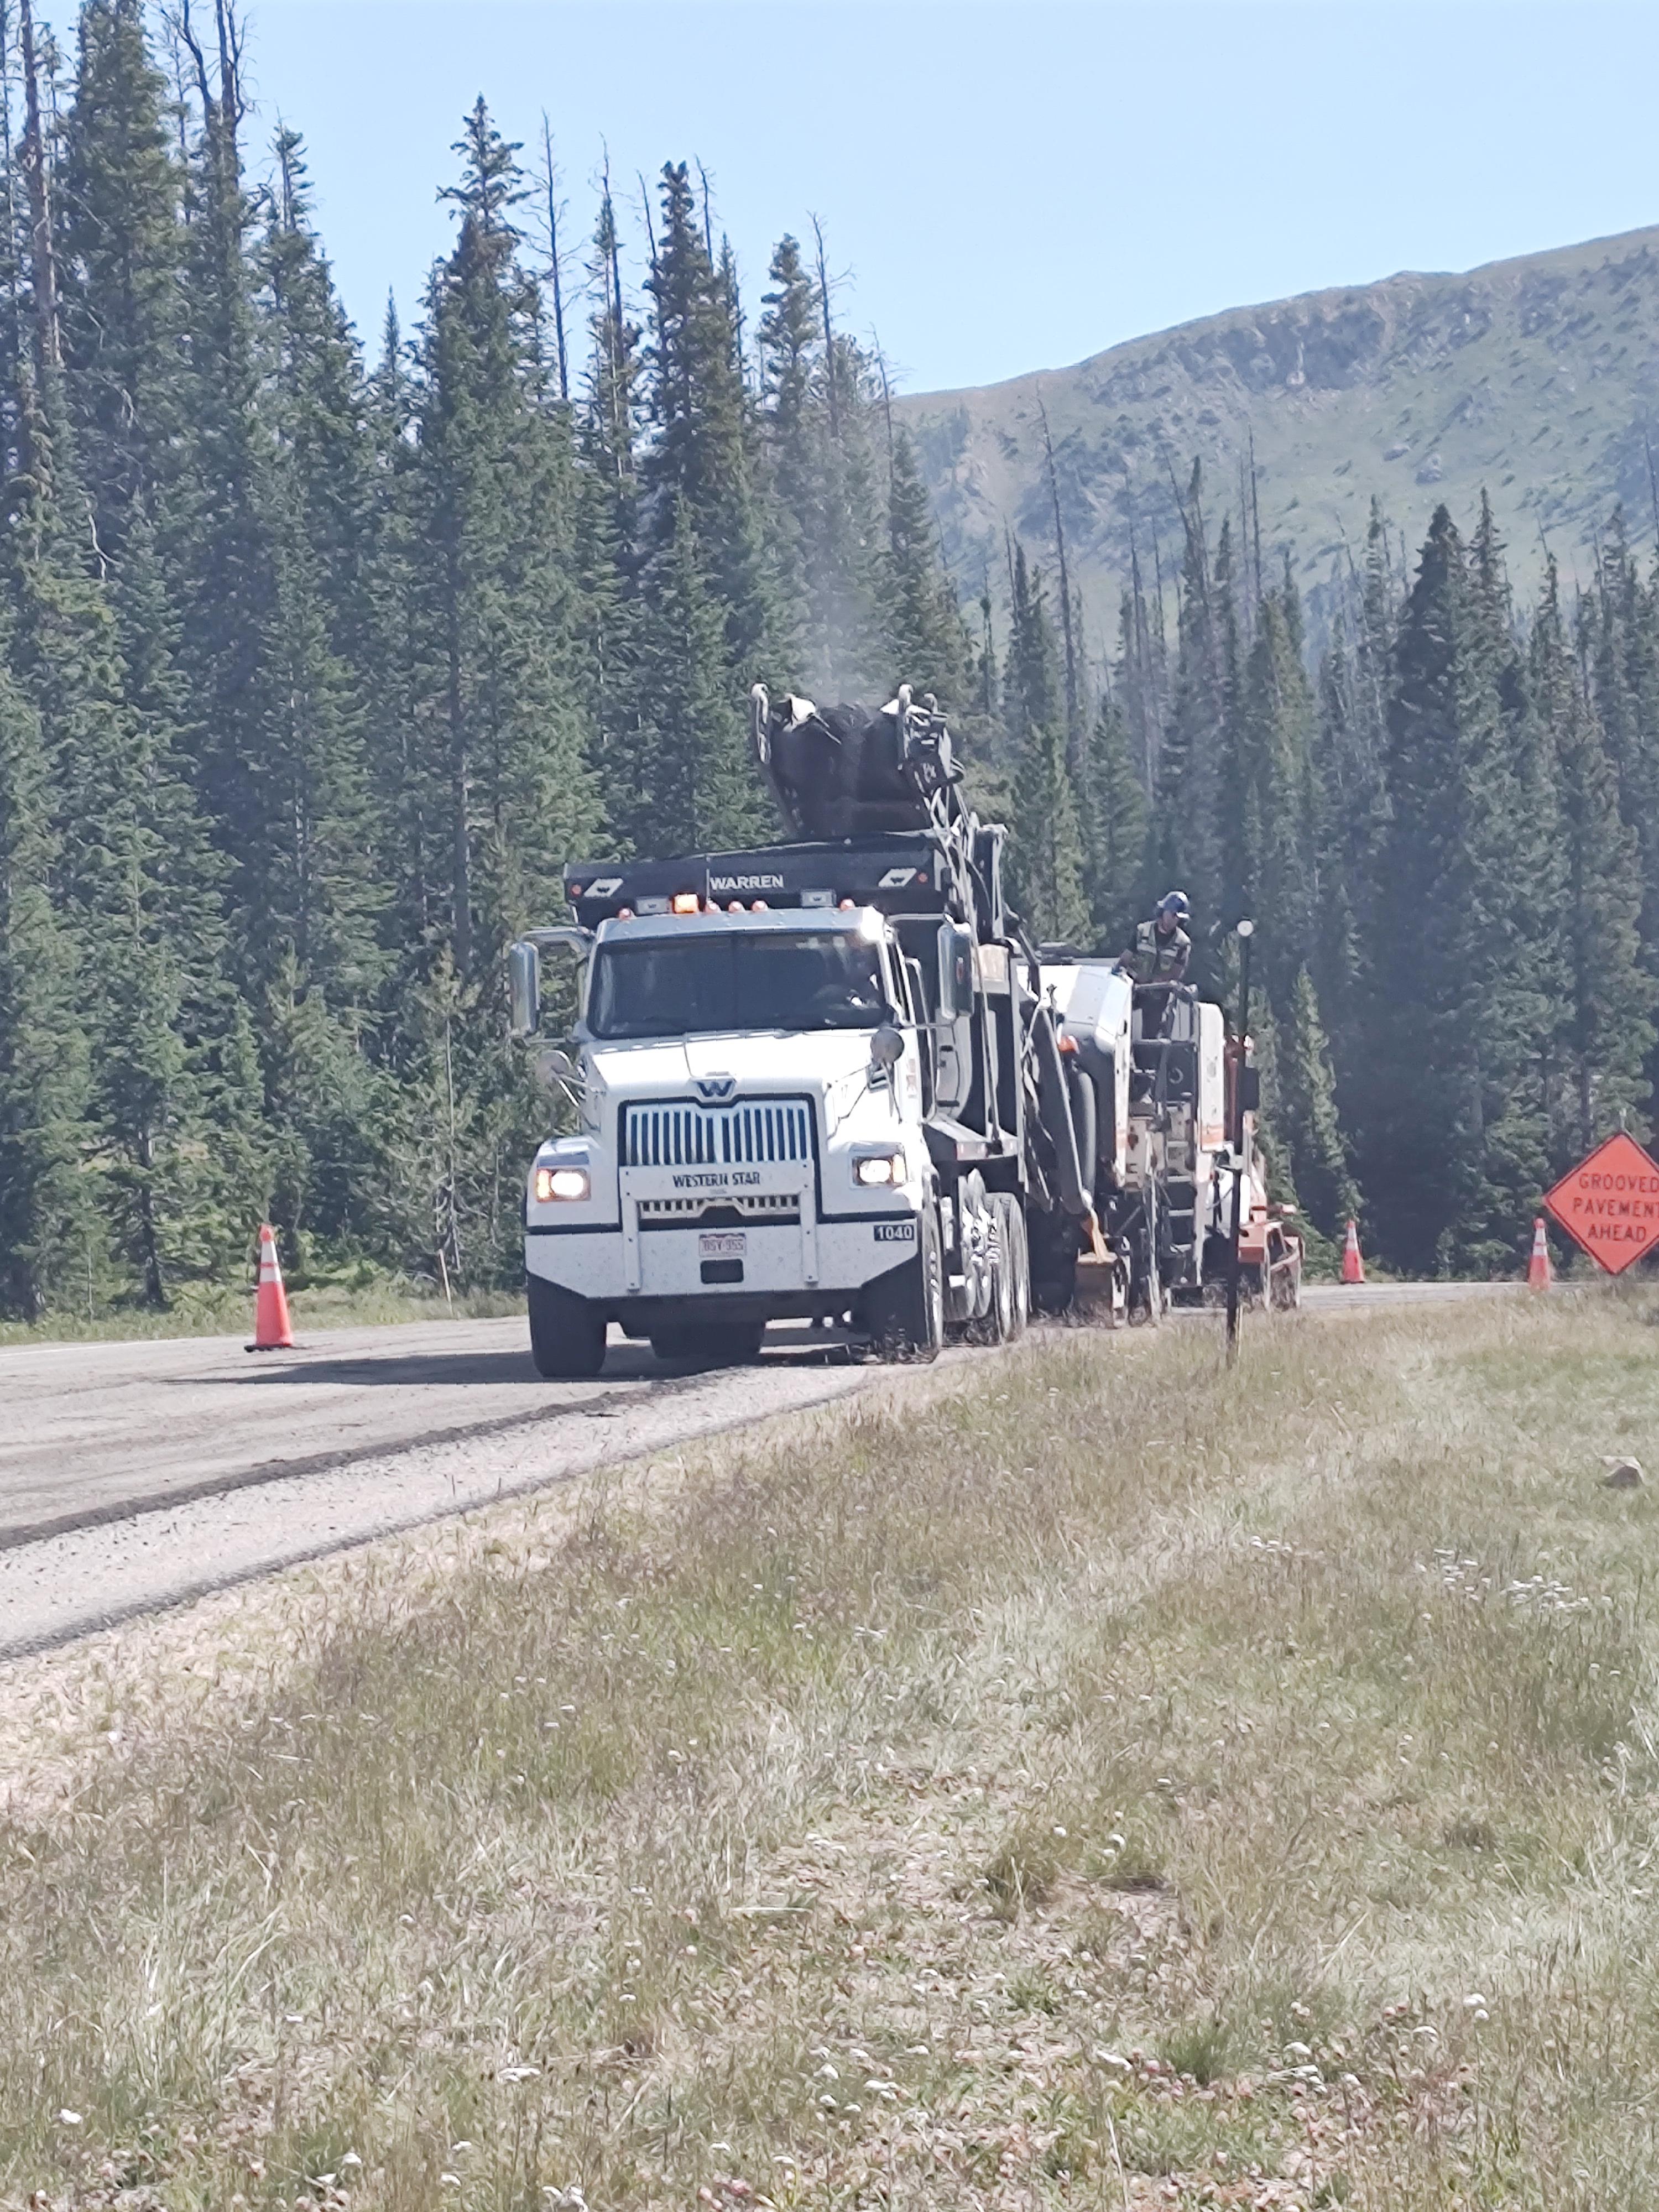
[0,1284,1498,1661]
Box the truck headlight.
[534,1166,591,1202]
[853,1148,905,1187]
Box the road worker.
[1123,890,1193,985]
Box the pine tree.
[1308,621,1364,1066]
[1279,967,1359,1237]
[573,184,644,848]
[632,497,767,851]
[1246,995,1295,1206]
[170,0,278,992]
[1116,533,1166,796]
[1081,689,1147,953]
[374,950,542,1290]
[1151,463,1226,964]
[1534,561,1653,1155]
[362,292,439,949]
[641,163,771,670]
[254,129,384,1003]
[411,99,598,967]
[1365,502,1551,1273]
[1004,543,1087,943]
[0,651,87,1316]
[1586,514,1659,1111]
[58,0,186,555]
[12,0,263,1306]
[755,233,816,669]
[884,427,969,704]
[82,504,254,1301]
[1248,569,1317,998]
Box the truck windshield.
[588,930,890,1040]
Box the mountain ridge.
[895,222,1659,642]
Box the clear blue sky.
[241,0,1659,396]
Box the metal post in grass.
[1226,919,1254,1368]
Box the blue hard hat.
[1158,890,1191,922]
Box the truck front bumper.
[526,1197,920,1312]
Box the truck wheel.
[1000,1194,1030,1339]
[649,1322,766,1365]
[1131,1262,1165,1326]
[867,1204,944,1363]
[968,1194,1023,1344]
[965,1206,1007,1343]
[1129,1188,1164,1327]
[527,1275,607,1379]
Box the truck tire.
[1128,1187,1165,1327]
[865,1204,944,1363]
[961,1171,995,1329]
[649,1322,765,1365]
[1267,1226,1302,1311]
[966,1193,1014,1345]
[1131,1251,1165,1328]
[1000,1193,1030,1339]
[527,1275,607,1379]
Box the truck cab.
[515,901,947,1374]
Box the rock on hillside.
[896,225,1659,643]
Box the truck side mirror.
[870,1023,904,1072]
[508,940,540,1039]
[534,1046,576,1088]
[1239,1067,1261,1113]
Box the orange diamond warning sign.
[1542,1131,1659,1274]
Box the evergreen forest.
[0,0,1652,1317]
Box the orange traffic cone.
[247,1222,295,1350]
[1341,1217,1365,1285]
[1527,1216,1553,1290]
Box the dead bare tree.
[17,0,58,375]
[810,213,838,444]
[536,115,570,403]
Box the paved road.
[0,1281,1510,1661]
[1,1317,754,1548]
[0,1319,960,1659]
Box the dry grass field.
[4,1288,1659,2210]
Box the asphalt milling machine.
[509,683,1297,1376]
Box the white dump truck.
[508,684,1292,1377]
[507,686,1097,1375]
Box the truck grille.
[621,1098,814,1169]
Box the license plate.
[698,1231,747,1260]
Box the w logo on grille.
[695,1074,737,1102]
